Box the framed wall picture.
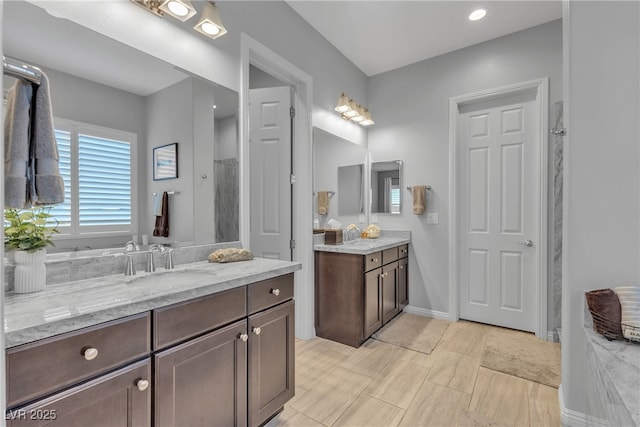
[153,143,178,180]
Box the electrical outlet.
[426,213,439,224]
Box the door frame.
[448,78,549,339]
[240,34,315,339]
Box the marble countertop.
[5,258,302,348]
[584,327,640,425]
[314,236,410,255]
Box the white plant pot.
[14,249,47,293]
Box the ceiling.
[286,1,562,76]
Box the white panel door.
[459,91,538,332]
[249,86,291,260]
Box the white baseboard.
[403,305,450,321]
[559,384,588,427]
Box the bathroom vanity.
[314,236,410,348]
[4,258,300,427]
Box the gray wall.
[145,78,194,245]
[561,1,639,417]
[367,20,563,326]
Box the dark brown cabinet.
[381,261,399,324]
[248,300,295,427]
[6,273,295,427]
[7,359,151,427]
[364,268,383,338]
[315,243,409,348]
[154,320,248,427]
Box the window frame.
[52,118,138,240]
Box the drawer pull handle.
[253,327,262,335]
[135,379,150,392]
[371,258,378,263]
[271,288,280,296]
[239,333,249,342]
[83,347,99,361]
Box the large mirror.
[371,160,403,214]
[3,1,239,251]
[313,128,367,228]
[337,164,365,216]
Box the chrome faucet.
[146,244,164,272]
[125,254,136,276]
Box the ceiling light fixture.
[468,8,487,21]
[335,93,374,127]
[194,2,228,39]
[159,0,197,21]
[131,0,228,40]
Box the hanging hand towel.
[32,71,64,206]
[317,191,330,215]
[412,186,427,215]
[4,80,33,208]
[153,191,170,237]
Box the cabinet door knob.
[135,379,150,392]
[252,327,262,335]
[239,333,249,342]
[271,288,280,296]
[399,265,403,270]
[82,347,98,361]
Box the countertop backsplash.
[4,242,240,292]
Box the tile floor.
[268,319,561,427]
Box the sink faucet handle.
[164,248,174,270]
[125,254,136,276]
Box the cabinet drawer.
[154,287,246,350]
[399,244,409,258]
[248,274,294,315]
[7,313,150,408]
[382,247,399,264]
[364,252,382,272]
[8,359,151,427]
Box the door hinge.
[290,239,296,250]
[290,174,296,184]
[290,106,295,118]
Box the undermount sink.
[125,268,215,286]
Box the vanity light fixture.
[131,0,228,40]
[468,8,487,21]
[334,93,351,113]
[159,0,197,21]
[194,2,228,39]
[334,93,374,126]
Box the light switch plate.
[426,213,439,224]
[371,213,378,223]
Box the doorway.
[448,79,549,338]
[241,34,314,339]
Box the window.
[50,119,137,238]
[390,186,401,214]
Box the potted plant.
[4,207,59,293]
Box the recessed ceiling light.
[469,9,487,21]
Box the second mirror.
[371,160,403,214]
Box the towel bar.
[406,186,431,191]
[152,191,178,195]
[313,191,335,196]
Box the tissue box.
[324,229,343,245]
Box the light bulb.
[469,9,487,21]
[201,22,221,35]
[167,1,189,16]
